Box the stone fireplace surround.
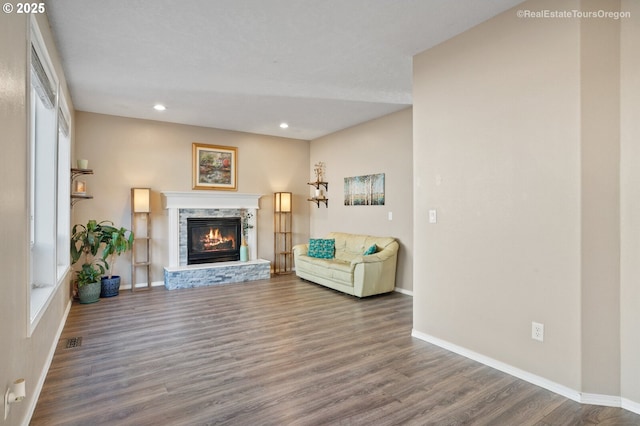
[161,191,270,289]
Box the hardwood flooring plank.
[30,276,640,425]
[536,401,640,426]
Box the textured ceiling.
[46,0,524,140]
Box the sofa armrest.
[351,241,399,296]
[293,244,309,257]
[374,245,397,261]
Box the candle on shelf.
[74,180,86,194]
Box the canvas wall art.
[344,173,385,206]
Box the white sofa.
[293,232,399,297]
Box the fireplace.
[161,191,260,267]
[187,217,241,264]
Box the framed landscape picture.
[192,143,237,191]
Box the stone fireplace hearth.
[161,191,270,289]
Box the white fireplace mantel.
[161,191,261,210]
[161,191,262,267]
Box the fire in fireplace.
[187,217,242,264]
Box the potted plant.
[75,262,105,303]
[99,224,134,297]
[71,220,108,304]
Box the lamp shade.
[274,192,292,213]
[131,188,151,213]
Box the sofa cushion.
[296,255,353,286]
[307,238,335,259]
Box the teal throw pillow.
[363,244,377,255]
[308,238,335,259]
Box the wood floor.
[32,275,640,426]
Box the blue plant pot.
[240,245,249,262]
[100,276,121,297]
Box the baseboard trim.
[411,329,582,402]
[121,280,165,290]
[411,329,640,414]
[394,287,413,296]
[581,393,621,407]
[24,299,72,426]
[622,398,640,415]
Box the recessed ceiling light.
[280,122,289,129]
[153,104,166,111]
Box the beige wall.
[0,11,75,426]
[413,0,583,391]
[620,0,640,406]
[413,0,638,407]
[74,112,310,283]
[309,108,413,293]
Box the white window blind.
[30,45,56,108]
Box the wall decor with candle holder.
[71,167,93,206]
[307,161,328,207]
[307,181,328,207]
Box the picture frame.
[192,143,237,191]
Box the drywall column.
[619,0,640,407]
[579,0,621,397]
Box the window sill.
[30,285,55,324]
[29,268,70,335]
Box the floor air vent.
[65,337,82,349]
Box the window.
[29,17,71,331]
[57,103,71,280]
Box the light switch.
[388,212,393,221]
[428,209,437,224]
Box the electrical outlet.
[532,322,544,342]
